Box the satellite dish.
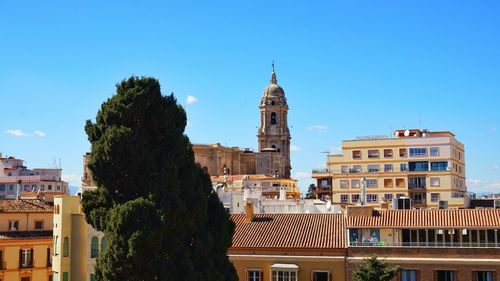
[404,130,410,137]
[393,131,399,137]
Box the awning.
[270,263,299,269]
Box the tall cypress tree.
[82,76,238,281]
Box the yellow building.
[312,129,467,208]
[0,199,53,281]
[52,195,105,281]
[212,174,301,199]
[229,202,347,281]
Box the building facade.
[0,154,69,202]
[0,199,53,281]
[193,69,292,179]
[52,195,105,281]
[312,129,468,208]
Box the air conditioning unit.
[438,200,448,209]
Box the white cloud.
[6,129,31,137]
[293,171,311,179]
[62,174,82,185]
[308,124,328,131]
[467,179,500,194]
[290,144,301,152]
[186,95,199,105]
[34,130,47,137]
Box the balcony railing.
[349,241,500,248]
[0,261,6,270]
[312,169,329,174]
[20,261,33,269]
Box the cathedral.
[193,68,292,179]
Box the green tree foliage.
[82,76,238,281]
[304,184,316,199]
[352,255,400,281]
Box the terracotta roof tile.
[0,199,53,213]
[347,209,500,228]
[231,213,346,249]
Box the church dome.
[262,71,285,99]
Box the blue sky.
[1,1,499,195]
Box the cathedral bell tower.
[257,67,291,178]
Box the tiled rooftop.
[347,209,500,229]
[0,230,53,240]
[231,213,345,249]
[0,199,53,213]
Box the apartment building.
[312,129,467,208]
[0,155,69,202]
[230,203,500,281]
[0,199,53,281]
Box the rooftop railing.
[349,241,500,248]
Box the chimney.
[244,201,254,223]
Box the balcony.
[349,241,499,248]
[20,261,33,269]
[0,261,5,270]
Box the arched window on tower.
[91,236,99,258]
[270,112,277,125]
[271,101,275,106]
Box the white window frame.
[340,180,349,189]
[367,194,378,203]
[409,147,427,157]
[430,147,440,157]
[430,177,440,187]
[400,269,417,281]
[340,194,349,203]
[270,264,298,281]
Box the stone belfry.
[257,65,291,178]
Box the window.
[47,247,52,267]
[400,270,417,281]
[366,179,377,188]
[431,162,448,171]
[20,249,33,268]
[246,270,262,281]
[368,150,380,158]
[351,180,360,188]
[353,150,362,159]
[48,185,52,190]
[41,184,45,191]
[384,194,393,200]
[431,193,440,202]
[0,184,5,192]
[312,271,331,281]
[63,237,69,257]
[340,180,349,189]
[271,266,298,281]
[367,194,378,203]
[101,237,107,253]
[396,193,406,198]
[396,178,405,187]
[384,164,393,172]
[63,272,69,281]
[384,179,393,188]
[91,236,99,258]
[430,147,440,157]
[270,112,277,125]
[21,277,30,281]
[400,163,408,172]
[351,194,360,203]
[409,148,427,157]
[384,149,393,158]
[341,165,349,173]
[399,148,407,157]
[351,165,361,173]
[9,220,19,231]
[436,270,455,281]
[57,185,61,191]
[430,178,440,187]
[475,271,493,281]
[409,161,429,172]
[408,177,426,189]
[34,221,44,230]
[367,165,380,173]
[340,194,349,203]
